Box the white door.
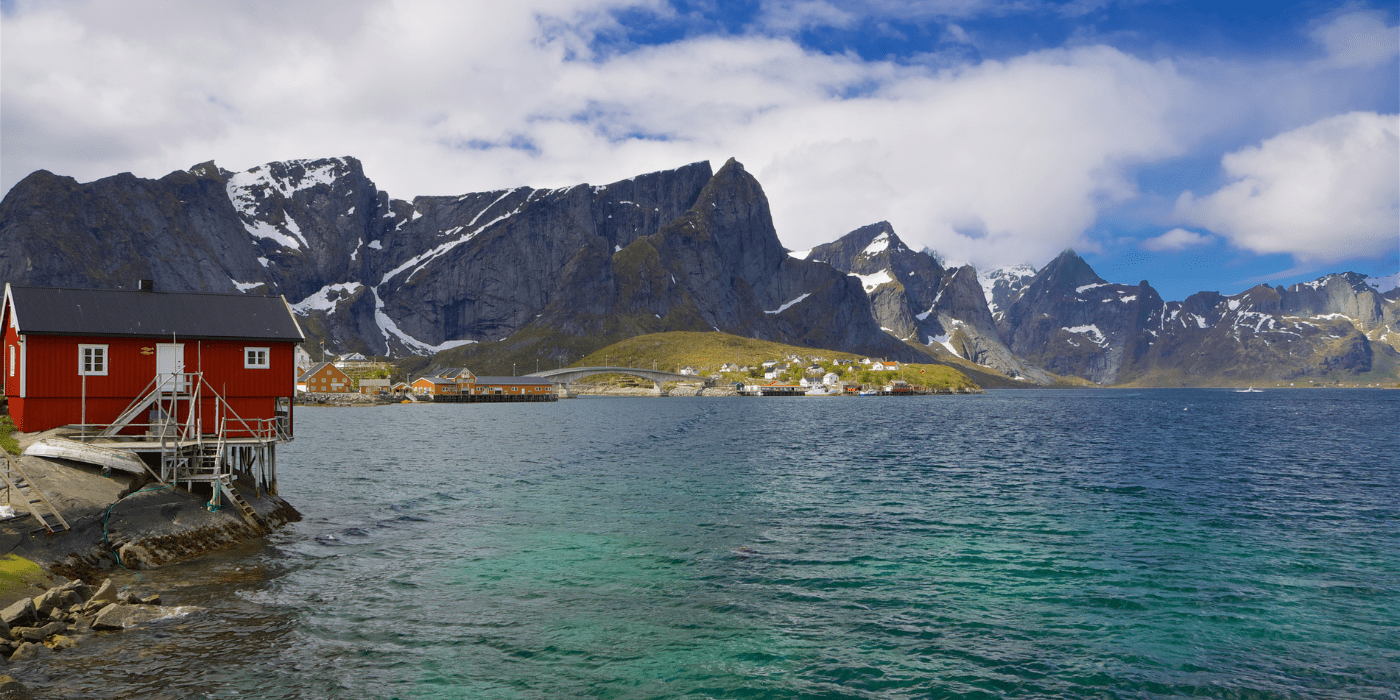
[156,343,185,392]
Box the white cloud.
[1174,111,1399,264]
[0,0,1393,277]
[1311,10,1400,69]
[1140,228,1212,252]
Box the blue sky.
[2,0,1396,301]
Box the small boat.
[1235,387,1262,393]
[858,390,878,396]
[804,386,836,396]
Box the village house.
[679,366,698,376]
[822,372,841,386]
[720,363,739,373]
[358,378,391,395]
[411,376,459,395]
[299,362,353,393]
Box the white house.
[764,369,779,380]
[679,366,698,376]
[822,372,840,386]
[720,363,739,373]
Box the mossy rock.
[0,555,49,605]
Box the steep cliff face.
[990,251,1399,385]
[996,250,1166,384]
[805,223,1053,382]
[1,156,920,363]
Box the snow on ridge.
[257,257,270,267]
[370,287,476,354]
[292,282,363,314]
[765,293,811,314]
[1063,324,1107,346]
[1076,283,1107,294]
[367,240,382,250]
[380,207,520,287]
[977,264,1037,305]
[1365,272,1399,294]
[230,280,263,292]
[850,269,894,292]
[788,249,812,260]
[862,233,890,256]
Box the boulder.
[0,601,36,630]
[10,622,64,642]
[4,642,48,662]
[0,675,30,700]
[46,635,76,651]
[141,594,161,605]
[0,619,9,642]
[84,579,118,610]
[92,603,180,631]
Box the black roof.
[5,285,304,341]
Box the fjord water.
[24,390,1400,699]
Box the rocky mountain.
[2,154,1394,386]
[986,251,1399,385]
[0,156,925,364]
[802,223,1053,383]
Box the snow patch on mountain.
[369,287,476,354]
[766,293,811,314]
[1365,272,1398,293]
[292,282,363,314]
[862,233,890,256]
[850,269,894,292]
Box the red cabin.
[2,283,304,436]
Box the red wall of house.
[5,334,296,433]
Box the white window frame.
[244,346,270,369]
[79,344,109,376]
[7,345,13,378]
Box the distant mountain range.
[2,156,1396,386]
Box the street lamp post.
[513,363,516,377]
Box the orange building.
[298,362,352,393]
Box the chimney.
[138,279,155,292]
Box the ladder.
[214,474,266,533]
[0,452,69,535]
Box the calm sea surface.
[16,389,1400,699]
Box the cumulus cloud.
[0,0,1392,275]
[1311,10,1400,69]
[1140,228,1212,252]
[1174,111,1399,264]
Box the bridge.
[528,366,714,395]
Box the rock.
[0,675,30,700]
[0,619,9,642]
[91,603,181,631]
[0,601,36,630]
[86,579,118,608]
[141,594,161,605]
[10,622,64,642]
[5,642,48,662]
[119,591,142,605]
[46,635,76,650]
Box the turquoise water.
[21,390,1400,699]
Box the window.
[7,345,13,378]
[245,347,270,369]
[79,345,108,375]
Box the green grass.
[0,554,48,606]
[576,331,982,392]
[0,415,18,456]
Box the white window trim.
[7,345,13,378]
[244,346,270,369]
[79,344,109,376]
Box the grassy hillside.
[572,331,982,392]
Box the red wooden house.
[3,283,304,436]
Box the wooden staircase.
[215,474,266,533]
[0,452,69,535]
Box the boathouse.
[1,283,303,524]
[3,284,303,434]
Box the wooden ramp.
[0,452,69,535]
